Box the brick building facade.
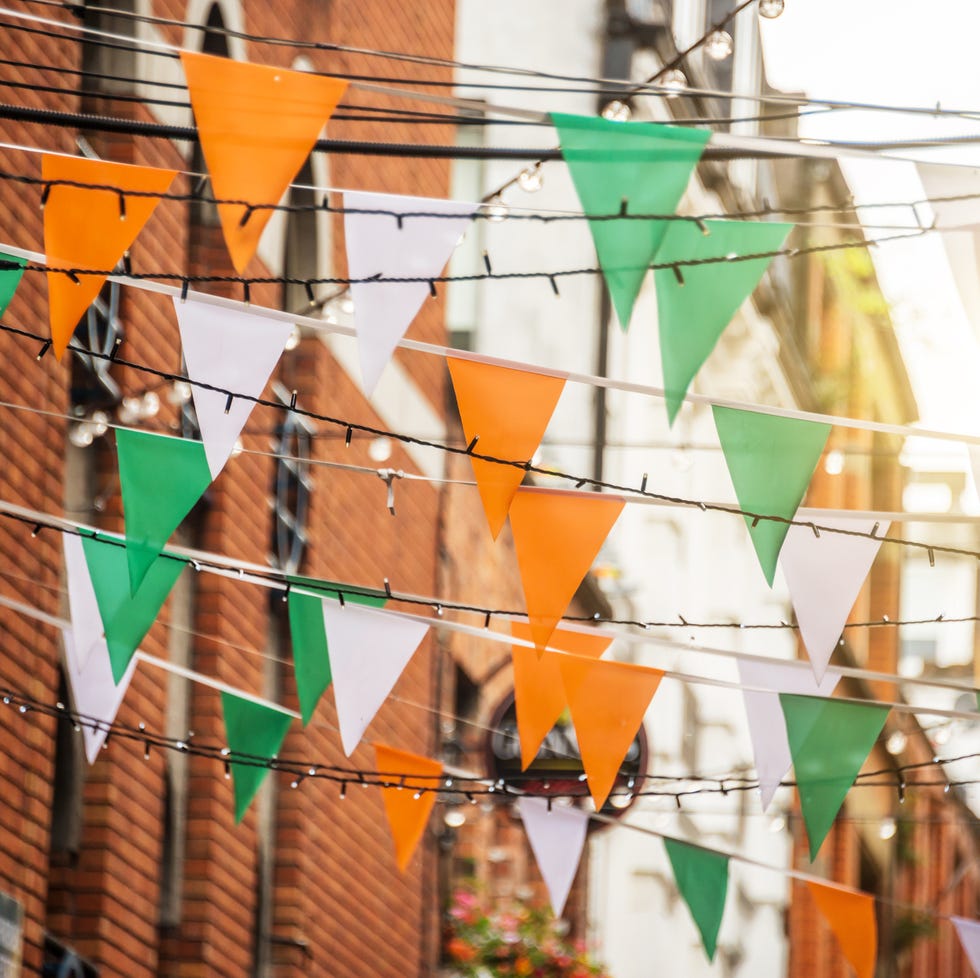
[0,1,512,976]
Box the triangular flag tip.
[344,190,475,394]
[322,601,429,756]
[713,405,831,586]
[116,428,213,593]
[222,691,293,823]
[448,357,566,538]
[518,797,589,918]
[80,534,184,684]
[780,517,888,682]
[375,743,441,871]
[664,838,730,961]
[288,583,386,726]
[552,112,709,331]
[737,658,840,811]
[781,694,889,860]
[181,50,348,273]
[654,219,793,424]
[509,487,624,651]
[557,654,663,809]
[510,622,611,770]
[43,154,176,359]
[175,298,294,479]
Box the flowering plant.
[443,888,612,978]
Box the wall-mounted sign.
[485,692,646,825]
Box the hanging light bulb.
[485,197,509,223]
[68,422,95,448]
[117,395,142,425]
[139,391,160,419]
[878,817,897,841]
[705,29,733,60]
[601,100,632,122]
[517,164,544,193]
[660,69,687,98]
[168,380,193,406]
[284,324,302,351]
[758,0,785,18]
[89,410,109,438]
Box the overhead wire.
[16,0,980,126]
[6,6,980,164]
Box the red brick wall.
[0,1,462,976]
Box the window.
[269,384,314,575]
[69,281,124,412]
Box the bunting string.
[6,315,980,567]
[0,163,944,231]
[17,0,980,129]
[0,675,977,806]
[1,228,931,284]
[3,516,980,719]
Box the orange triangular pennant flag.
[806,880,877,978]
[509,487,624,651]
[375,743,442,872]
[43,155,176,359]
[556,654,664,809]
[510,622,612,770]
[181,50,348,273]
[448,357,566,538]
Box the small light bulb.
[485,198,509,223]
[705,29,733,61]
[284,325,302,351]
[444,808,466,828]
[517,164,544,193]
[339,294,355,315]
[879,817,897,841]
[168,380,193,406]
[886,731,908,756]
[758,0,785,18]
[89,410,109,438]
[139,391,160,419]
[68,423,95,449]
[601,100,632,122]
[660,69,687,98]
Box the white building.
[452,2,814,975]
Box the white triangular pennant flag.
[780,516,888,682]
[953,917,980,976]
[738,658,840,811]
[321,601,429,756]
[62,628,136,764]
[175,297,294,479]
[63,534,105,671]
[518,797,589,917]
[343,190,476,394]
[917,164,980,333]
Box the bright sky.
[759,1,980,468]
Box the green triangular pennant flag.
[655,219,794,425]
[781,694,889,860]
[221,691,294,823]
[287,577,386,726]
[713,406,830,586]
[663,838,729,961]
[0,252,26,316]
[552,112,709,331]
[80,535,184,683]
[116,428,213,594]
